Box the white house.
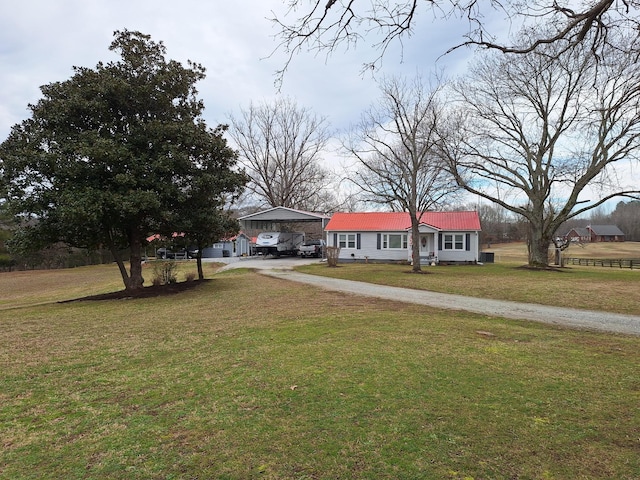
[324,211,482,264]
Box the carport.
[238,206,331,255]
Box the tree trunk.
[528,224,551,268]
[105,232,132,290]
[127,233,145,291]
[110,245,131,289]
[197,254,204,280]
[410,214,422,273]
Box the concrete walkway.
[219,257,640,336]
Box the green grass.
[0,261,212,309]
[1,266,639,479]
[486,240,640,262]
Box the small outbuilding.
[201,232,252,258]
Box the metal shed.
[238,206,330,232]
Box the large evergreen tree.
[167,124,247,280]
[0,30,246,291]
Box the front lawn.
[1,267,639,478]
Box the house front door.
[419,234,435,260]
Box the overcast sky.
[2,2,635,213]
[0,1,475,148]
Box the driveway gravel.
[218,256,640,336]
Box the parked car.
[156,248,192,259]
[298,239,326,258]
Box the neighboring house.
[324,211,482,264]
[201,232,252,258]
[587,225,625,242]
[564,225,625,242]
[564,227,591,243]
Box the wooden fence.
[563,257,640,269]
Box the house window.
[338,234,356,249]
[382,234,407,249]
[444,234,464,250]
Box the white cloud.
[0,1,476,141]
[8,0,633,215]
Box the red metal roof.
[325,211,481,232]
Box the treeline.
[561,201,640,242]
[0,208,118,271]
[1,244,116,272]
[477,200,640,245]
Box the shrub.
[326,246,340,267]
[152,260,178,285]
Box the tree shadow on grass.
[59,279,211,303]
[514,265,573,272]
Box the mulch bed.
[60,279,210,303]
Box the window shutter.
[466,233,471,251]
[333,233,337,247]
[357,233,361,250]
[438,233,443,251]
[377,233,381,250]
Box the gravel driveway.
[218,257,640,336]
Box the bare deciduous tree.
[228,97,335,212]
[271,1,639,83]
[474,203,514,246]
[346,74,460,272]
[441,30,640,267]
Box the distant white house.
[324,211,482,264]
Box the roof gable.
[565,227,590,237]
[239,206,329,223]
[223,232,250,242]
[325,211,481,232]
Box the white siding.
[327,231,409,261]
[327,229,480,263]
[437,231,479,263]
